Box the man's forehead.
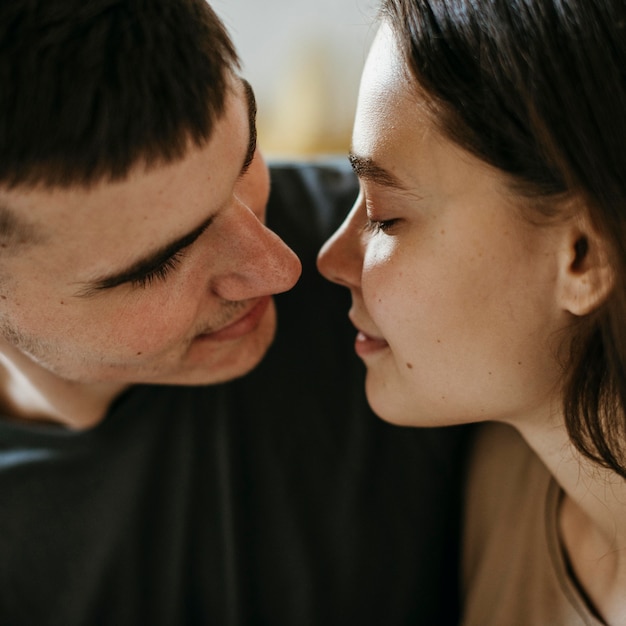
[0,76,254,256]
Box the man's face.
[0,76,301,387]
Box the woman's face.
[317,24,574,427]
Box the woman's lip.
[354,330,389,357]
[196,296,272,342]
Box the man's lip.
[196,296,272,342]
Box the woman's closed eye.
[365,218,400,234]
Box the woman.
[317,0,626,624]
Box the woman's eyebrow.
[348,152,407,191]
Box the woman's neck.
[513,415,626,625]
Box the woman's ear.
[557,212,614,316]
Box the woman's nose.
[317,199,365,291]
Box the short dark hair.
[0,0,239,188]
[382,0,626,476]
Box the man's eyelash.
[130,250,185,289]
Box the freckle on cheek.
[136,352,142,356]
[406,362,413,369]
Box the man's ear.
[557,213,614,316]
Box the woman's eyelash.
[130,251,185,289]
[365,218,399,234]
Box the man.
[0,1,467,624]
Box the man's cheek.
[96,302,192,354]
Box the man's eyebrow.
[75,214,214,296]
[240,79,257,177]
[348,152,406,190]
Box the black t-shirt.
[0,161,468,625]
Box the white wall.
[212,0,378,155]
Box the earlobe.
[558,219,614,317]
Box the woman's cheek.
[362,238,401,301]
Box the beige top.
[462,422,604,626]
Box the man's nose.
[211,200,302,301]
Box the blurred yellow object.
[258,40,353,156]
[213,0,375,158]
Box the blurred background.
[212,0,378,157]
